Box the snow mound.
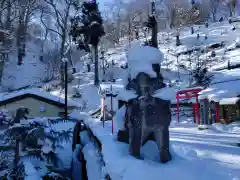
[23,159,41,180]
[127,44,164,79]
[82,117,239,180]
[114,105,126,134]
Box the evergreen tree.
[70,0,105,86]
[192,67,213,87]
[0,112,74,179]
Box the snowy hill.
[66,18,240,180]
[158,19,240,72]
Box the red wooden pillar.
[196,95,200,125]
[176,95,180,123]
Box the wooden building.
[219,97,240,124]
[0,89,81,118]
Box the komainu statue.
[117,45,172,163]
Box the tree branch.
[40,8,62,37]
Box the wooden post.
[14,135,21,173]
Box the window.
[223,105,240,122]
[39,56,43,61]
[0,54,4,62]
[40,105,45,112]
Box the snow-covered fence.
[23,160,41,180]
[72,119,109,179]
[171,107,193,117]
[72,144,83,180]
[80,131,104,180]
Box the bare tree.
[226,0,237,17]
[103,0,148,45]
[209,0,222,22]
[40,0,79,88]
[16,0,42,65]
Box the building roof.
[219,97,240,105]
[0,88,81,108]
[198,69,240,102]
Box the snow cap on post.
[62,58,68,63]
[127,43,164,79]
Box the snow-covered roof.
[127,43,164,79]
[199,69,240,101]
[219,97,240,105]
[0,88,81,107]
[199,80,240,102]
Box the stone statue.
[13,107,29,124]
[118,69,172,163]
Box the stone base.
[117,130,129,143]
[117,130,156,144]
[198,124,211,130]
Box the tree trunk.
[68,45,76,74]
[14,138,20,166]
[64,61,68,120]
[152,17,158,48]
[60,35,66,89]
[0,59,4,83]
[0,1,3,27]
[93,45,99,86]
[212,12,216,22]
[16,15,25,65]
[87,63,91,72]
[4,0,11,30]
[116,11,121,44]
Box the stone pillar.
[199,99,210,129]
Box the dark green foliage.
[43,174,71,180]
[8,161,25,180]
[70,0,105,49]
[192,67,213,87]
[43,165,73,180]
[0,117,74,179]
[0,110,13,126]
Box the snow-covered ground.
[66,27,240,179]
[80,114,240,180]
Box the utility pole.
[128,18,131,48]
[144,1,158,48]
[100,50,105,82]
[62,58,68,120]
[145,1,160,77]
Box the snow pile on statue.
[117,44,172,163]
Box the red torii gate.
[176,87,203,124]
